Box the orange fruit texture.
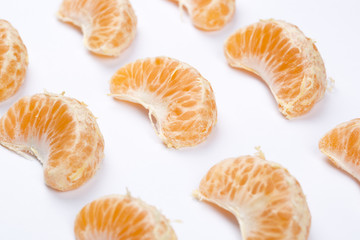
[74,194,177,240]
[0,19,28,102]
[170,0,235,31]
[57,0,137,56]
[110,56,217,148]
[194,151,311,239]
[0,92,104,191]
[319,118,360,182]
[224,19,327,119]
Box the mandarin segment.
[0,19,28,102]
[74,194,177,240]
[57,0,137,56]
[224,19,327,119]
[0,92,104,191]
[319,118,360,182]
[170,0,235,31]
[110,56,217,148]
[195,154,311,239]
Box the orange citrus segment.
[0,19,28,101]
[319,118,360,182]
[224,19,327,119]
[171,0,235,31]
[0,92,104,191]
[110,56,217,148]
[74,194,177,240]
[194,153,311,239]
[57,0,137,56]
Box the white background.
[0,0,360,239]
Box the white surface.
[0,0,360,239]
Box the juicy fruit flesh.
[0,93,104,191]
[110,56,217,148]
[319,118,360,182]
[74,194,177,240]
[0,19,28,101]
[195,155,311,239]
[224,19,327,119]
[57,0,137,56]
[173,0,235,31]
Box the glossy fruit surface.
[0,92,104,191]
[58,0,137,56]
[0,19,28,101]
[319,118,360,182]
[74,194,177,240]
[110,56,217,148]
[195,153,311,239]
[224,19,327,119]
[170,0,235,31]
